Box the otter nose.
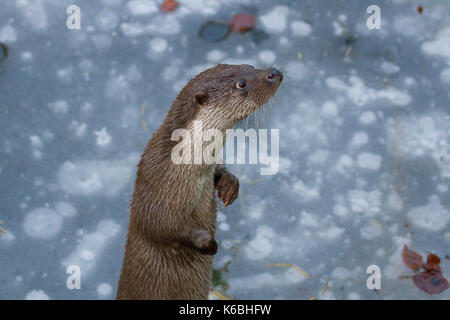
[265,68,283,82]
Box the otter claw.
[215,171,239,207]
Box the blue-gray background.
[1,0,449,299]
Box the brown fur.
[116,64,282,299]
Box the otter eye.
[236,79,246,89]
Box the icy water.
[0,0,449,300]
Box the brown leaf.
[231,14,255,33]
[402,245,423,270]
[412,271,450,295]
[160,0,179,12]
[424,253,441,272]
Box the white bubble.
[258,50,276,64]
[127,0,157,16]
[359,111,376,125]
[149,37,168,54]
[0,25,17,43]
[408,196,449,231]
[81,250,95,261]
[23,208,63,239]
[48,100,69,114]
[380,61,400,74]
[290,20,312,37]
[95,11,119,31]
[54,202,77,218]
[350,132,369,148]
[260,6,289,33]
[440,68,450,84]
[94,127,112,146]
[207,49,227,62]
[97,283,113,296]
[25,290,50,300]
[357,153,382,170]
[321,101,339,117]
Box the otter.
[116,64,283,299]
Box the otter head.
[186,64,283,129]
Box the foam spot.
[259,6,289,34]
[380,61,401,74]
[318,225,345,240]
[162,63,181,82]
[386,113,450,178]
[407,196,449,231]
[25,290,50,300]
[218,222,229,231]
[62,219,121,277]
[348,189,381,216]
[69,121,88,138]
[349,132,369,148]
[332,267,351,280]
[348,292,360,300]
[319,289,336,300]
[149,37,168,54]
[97,283,113,296]
[229,269,307,290]
[359,111,376,125]
[292,179,320,202]
[16,1,48,30]
[178,0,221,16]
[290,20,312,37]
[357,152,382,171]
[54,202,77,218]
[360,221,383,239]
[332,15,347,36]
[247,200,265,219]
[95,10,119,31]
[333,204,349,217]
[278,157,292,175]
[206,50,226,62]
[285,61,308,80]
[326,76,411,106]
[57,154,138,197]
[30,136,43,160]
[388,191,403,211]
[440,68,450,84]
[299,211,319,228]
[321,101,339,117]
[94,127,112,146]
[244,225,275,260]
[48,100,69,114]
[308,149,329,165]
[23,208,63,239]
[57,66,74,83]
[127,0,157,16]
[422,27,450,61]
[404,77,416,86]
[21,51,33,62]
[0,231,15,243]
[0,25,17,43]
[258,50,276,64]
[384,236,412,279]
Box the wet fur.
[116,64,282,299]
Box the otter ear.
[193,92,208,106]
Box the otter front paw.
[215,171,239,207]
[194,229,218,255]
